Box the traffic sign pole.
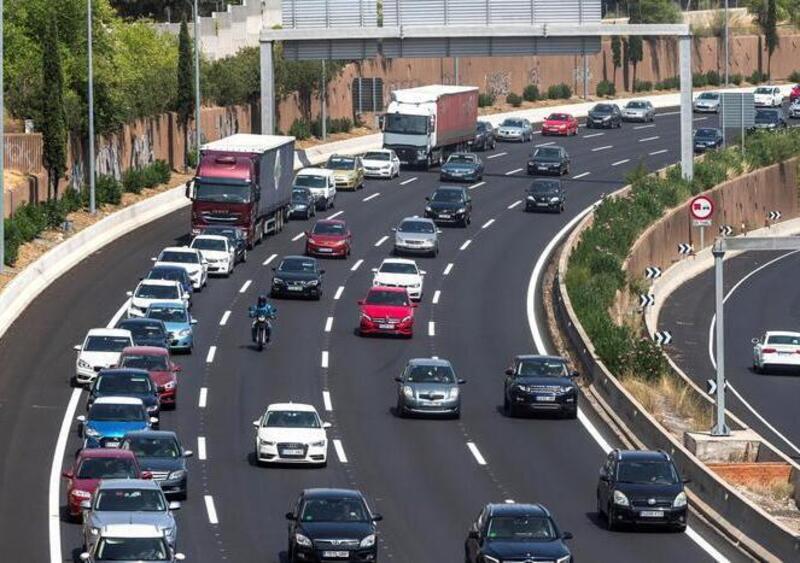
[690,195,714,252]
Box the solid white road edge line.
[460,240,472,251]
[572,172,591,180]
[321,351,330,369]
[432,290,441,304]
[487,152,508,159]
[363,193,381,202]
[197,437,207,461]
[327,210,344,219]
[199,387,208,408]
[325,316,334,333]
[219,310,231,326]
[263,253,277,266]
[374,236,389,247]
[333,439,348,463]
[323,391,333,412]
[239,280,252,294]
[204,495,219,524]
[466,442,487,465]
[400,177,418,185]
[351,259,364,272]
[443,263,454,275]
[482,219,495,229]
[291,232,305,242]
[206,346,217,364]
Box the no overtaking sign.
[691,195,714,226]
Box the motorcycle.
[250,308,274,351]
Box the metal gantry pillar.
[88,0,97,214]
[712,243,730,436]
[679,34,694,181]
[261,41,275,135]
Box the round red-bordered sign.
[690,195,714,221]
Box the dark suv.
[424,186,472,227]
[503,355,578,418]
[465,503,573,563]
[597,449,689,531]
[286,488,382,563]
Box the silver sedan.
[622,100,655,122]
[393,217,440,257]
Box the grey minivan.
[395,358,466,418]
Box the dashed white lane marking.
[321,351,330,368]
[239,280,252,293]
[634,124,657,130]
[443,263,454,275]
[362,192,381,202]
[333,439,348,463]
[468,181,486,190]
[400,177,418,185]
[374,235,389,247]
[219,310,231,326]
[572,172,591,179]
[432,290,441,304]
[204,496,219,524]
[535,141,555,147]
[198,388,208,408]
[482,219,495,229]
[263,253,278,266]
[611,159,630,167]
[694,116,708,121]
[351,259,364,272]
[197,437,207,461]
[649,149,669,156]
[327,210,344,219]
[459,240,472,251]
[334,286,345,300]
[291,232,305,242]
[582,132,604,138]
[591,145,613,152]
[507,200,522,209]
[206,346,217,364]
[325,317,334,333]
[323,391,333,412]
[639,136,660,142]
[504,168,523,176]
[428,322,436,336]
[487,151,508,159]
[467,442,487,465]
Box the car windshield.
[147,307,187,323]
[120,354,169,371]
[501,119,524,127]
[528,181,560,195]
[191,238,227,251]
[593,104,613,113]
[97,375,153,394]
[548,113,570,121]
[94,537,169,561]
[398,221,434,234]
[365,290,409,306]
[698,92,718,100]
[695,128,718,139]
[755,109,778,121]
[264,410,320,428]
[158,251,198,264]
[194,179,250,204]
[294,175,328,189]
[312,222,346,235]
[447,154,475,164]
[327,157,356,170]
[124,436,181,458]
[89,403,145,422]
[626,102,647,109]
[292,190,311,202]
[767,335,800,345]
[278,258,317,273]
[364,151,390,161]
[136,284,179,300]
[95,489,166,512]
[119,323,164,340]
[516,358,568,377]
[147,269,186,285]
[533,148,561,160]
[406,365,456,383]
[202,227,238,240]
[76,458,137,479]
[476,122,491,131]
[380,262,418,275]
[487,516,557,541]
[85,336,131,352]
[300,498,370,522]
[384,113,428,135]
[431,190,463,203]
[617,460,679,484]
[754,87,772,94]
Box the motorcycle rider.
[248,295,277,343]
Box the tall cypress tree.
[764,0,778,79]
[611,35,622,86]
[629,35,644,88]
[176,18,194,163]
[41,14,67,201]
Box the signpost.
[720,92,755,150]
[690,195,714,250]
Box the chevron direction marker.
[645,266,662,279]
[678,243,693,255]
[639,294,655,308]
[653,330,672,345]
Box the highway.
[0,108,744,562]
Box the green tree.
[611,35,622,85]
[40,14,67,200]
[176,18,195,159]
[764,0,779,78]
[622,38,631,91]
[625,0,682,24]
[628,35,644,87]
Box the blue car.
[146,265,194,298]
[77,396,157,448]
[439,152,484,183]
[145,302,196,353]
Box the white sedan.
[153,247,207,290]
[73,328,134,386]
[190,235,235,276]
[371,258,425,300]
[127,280,189,318]
[253,403,330,466]
[362,149,400,179]
[752,331,800,373]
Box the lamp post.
[88,0,96,214]
[190,0,201,155]
[1,0,5,272]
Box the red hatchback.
[62,448,145,519]
[118,346,180,409]
[358,286,416,337]
[306,219,351,258]
[791,84,800,102]
[541,113,579,136]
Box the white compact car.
[371,258,425,300]
[127,280,189,318]
[190,235,235,276]
[293,168,337,210]
[79,523,185,563]
[752,331,800,373]
[788,98,800,119]
[253,403,330,466]
[74,328,134,385]
[753,86,783,108]
[153,247,207,290]
[362,149,401,179]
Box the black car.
[525,179,565,213]
[471,121,496,151]
[424,186,472,227]
[693,127,723,153]
[587,103,623,128]
[116,318,169,349]
[465,503,573,563]
[121,430,193,500]
[752,108,788,131]
[503,355,578,418]
[290,187,317,220]
[201,225,248,263]
[271,255,324,300]
[439,152,484,183]
[597,449,689,531]
[146,265,194,297]
[286,488,382,563]
[88,368,160,417]
[527,146,570,176]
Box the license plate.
[105,441,120,448]
[536,202,549,207]
[639,510,664,518]
[281,449,304,456]
[538,165,548,170]
[439,214,451,219]
[322,551,349,558]
[400,160,409,164]
[778,351,792,355]
[536,395,556,402]
[379,323,395,330]
[317,248,333,253]
[288,286,303,292]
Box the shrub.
[151,160,172,185]
[788,70,800,83]
[729,73,743,85]
[96,176,123,205]
[654,76,679,91]
[748,69,767,84]
[522,84,540,102]
[122,168,145,194]
[330,117,353,134]
[289,118,312,140]
[596,80,616,97]
[547,83,572,100]
[692,72,708,87]
[633,79,653,92]
[506,92,523,107]
[705,70,721,86]
[186,149,199,169]
[478,93,495,107]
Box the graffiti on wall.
[485,72,511,97]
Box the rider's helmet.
[257,295,268,308]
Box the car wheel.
[587,121,593,129]
[673,523,687,533]
[453,408,461,420]
[560,203,565,213]
[753,362,762,374]
[242,249,248,263]
[564,406,577,419]
[396,398,406,418]
[503,396,513,416]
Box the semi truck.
[187,134,295,248]
[381,85,479,169]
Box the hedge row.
[288,117,354,140]
[566,128,800,381]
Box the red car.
[791,84,800,102]
[118,346,180,408]
[62,448,146,519]
[358,286,417,337]
[541,113,579,136]
[305,219,351,258]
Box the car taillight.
[762,348,776,353]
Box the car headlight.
[456,207,466,214]
[556,556,571,563]
[161,525,176,540]
[482,556,500,563]
[306,279,320,287]
[425,206,432,213]
[90,526,101,536]
[559,385,573,394]
[260,439,276,446]
[84,427,101,438]
[400,316,412,324]
[448,387,460,400]
[673,491,687,508]
[178,328,192,337]
[360,313,372,322]
[403,386,414,399]
[310,440,326,448]
[417,148,427,157]
[295,533,312,547]
[550,197,560,203]
[613,490,630,506]
[273,278,285,285]
[602,115,611,120]
[360,534,376,548]
[168,470,187,481]
[71,489,92,499]
[77,359,91,369]
[163,381,177,390]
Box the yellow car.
[325,154,364,191]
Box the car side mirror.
[141,471,153,480]
[80,499,92,510]
[172,364,183,372]
[304,231,309,237]
[285,512,297,521]
[412,303,419,308]
[751,337,760,344]
[570,370,579,379]
[357,300,365,306]
[599,471,609,482]
[394,376,403,383]
[149,417,159,425]
[74,344,83,352]
[191,318,198,325]
[468,530,480,540]
[169,501,182,510]
[126,291,133,297]
[562,531,574,540]
[425,196,430,201]
[76,415,86,423]
[437,229,442,234]
[371,268,378,273]
[252,420,260,428]
[62,470,74,479]
[322,422,332,429]
[372,513,383,522]
[271,267,277,272]
[505,368,514,376]
[320,269,326,275]
[420,271,427,276]
[183,450,194,458]
[80,553,91,561]
[683,478,692,484]
[458,379,467,385]
[391,227,397,232]
[175,555,186,562]
[151,257,157,262]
